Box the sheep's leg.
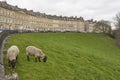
[27,55,30,61]
[35,57,37,62]
[38,57,41,62]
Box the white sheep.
[26,46,47,62]
[7,45,19,69]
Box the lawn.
[4,32,120,80]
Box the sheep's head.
[43,56,47,62]
[11,59,16,69]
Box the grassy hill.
[4,33,120,80]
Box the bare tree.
[114,12,120,29]
[114,12,120,47]
[93,20,111,34]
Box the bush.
[114,29,120,47]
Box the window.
[4,17,6,22]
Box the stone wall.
[0,32,8,80]
[0,30,19,80]
[0,51,5,80]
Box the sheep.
[26,46,47,62]
[7,45,19,69]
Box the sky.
[1,0,120,23]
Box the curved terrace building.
[0,1,96,32]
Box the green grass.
[4,33,120,80]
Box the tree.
[114,12,120,47]
[114,12,120,29]
[93,20,111,34]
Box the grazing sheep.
[26,46,47,62]
[7,45,19,69]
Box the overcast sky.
[1,0,120,22]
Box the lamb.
[26,46,47,62]
[7,45,19,69]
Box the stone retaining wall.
[0,30,19,80]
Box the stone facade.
[0,1,96,32]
